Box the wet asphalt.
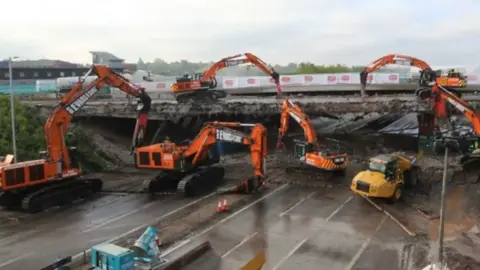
[164,185,415,270]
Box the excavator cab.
[293,140,311,160]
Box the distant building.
[90,51,126,72]
[0,59,89,85]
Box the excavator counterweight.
[0,65,151,212]
[171,53,281,103]
[136,121,267,196]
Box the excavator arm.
[201,53,280,92]
[360,54,467,89]
[276,98,318,149]
[423,84,480,135]
[171,53,281,103]
[361,54,431,87]
[45,65,152,169]
[183,121,267,179]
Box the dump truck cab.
[351,153,420,202]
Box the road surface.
[0,165,251,270]
[163,185,415,270]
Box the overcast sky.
[0,0,478,67]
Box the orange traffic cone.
[222,199,229,211]
[217,201,223,212]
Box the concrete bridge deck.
[25,94,480,119]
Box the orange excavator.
[0,65,151,212]
[171,53,281,103]
[136,121,267,196]
[360,54,467,93]
[276,98,349,175]
[416,83,480,172]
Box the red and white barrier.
[466,74,480,84]
[221,72,401,88]
[112,72,479,93]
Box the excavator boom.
[172,53,281,103]
[360,54,467,90]
[0,65,152,212]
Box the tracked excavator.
[171,53,281,103]
[360,54,467,95]
[136,121,267,196]
[416,81,480,175]
[276,98,349,178]
[0,65,152,212]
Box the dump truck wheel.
[388,185,403,203]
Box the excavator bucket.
[240,251,266,270]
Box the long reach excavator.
[171,53,281,103]
[0,65,151,212]
[136,121,267,196]
[360,54,467,95]
[276,98,349,176]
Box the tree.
[0,96,106,172]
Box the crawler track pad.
[21,178,103,213]
[177,166,225,197]
[143,172,186,194]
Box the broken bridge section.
[29,95,480,120]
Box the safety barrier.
[3,72,480,95]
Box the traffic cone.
[222,199,229,211]
[217,200,223,212]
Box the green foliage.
[0,95,105,172]
[65,127,107,173]
[136,57,370,76]
[295,63,365,74]
[0,95,45,160]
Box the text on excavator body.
[447,97,467,113]
[216,129,243,143]
[65,87,99,115]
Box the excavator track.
[142,171,186,195]
[177,166,225,197]
[175,90,227,103]
[21,177,103,213]
[143,166,225,197]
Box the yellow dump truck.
[351,152,422,202]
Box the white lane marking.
[82,201,156,233]
[0,252,35,269]
[344,215,387,270]
[158,184,289,255]
[222,232,258,258]
[197,184,288,236]
[271,195,353,270]
[68,191,216,263]
[279,191,316,217]
[162,239,192,256]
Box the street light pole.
[8,56,18,162]
[438,146,449,269]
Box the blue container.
[91,243,135,270]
